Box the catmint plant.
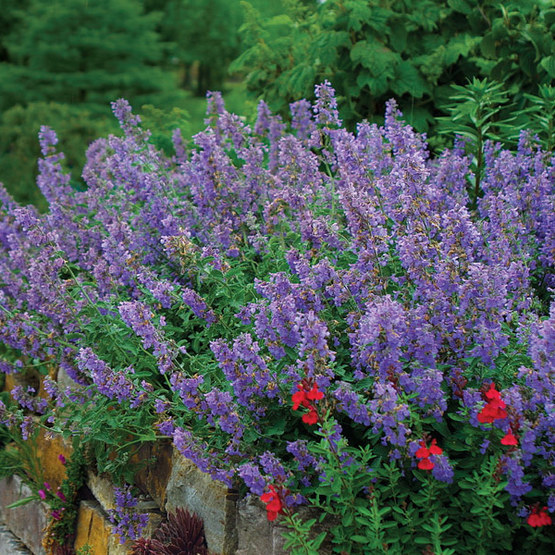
[0,82,553,553]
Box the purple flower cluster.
[77,347,138,404]
[107,485,149,543]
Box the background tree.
[146,0,289,96]
[0,0,186,206]
[232,0,555,136]
[0,0,29,62]
[0,0,181,113]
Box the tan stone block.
[33,429,72,492]
[85,471,163,545]
[3,373,18,394]
[3,368,40,395]
[236,496,335,555]
[74,499,131,555]
[86,472,116,513]
[132,440,173,509]
[74,500,110,554]
[165,451,239,555]
[55,365,83,393]
[37,367,59,401]
[0,523,33,555]
[236,495,276,555]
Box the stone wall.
[0,371,329,554]
[0,439,304,555]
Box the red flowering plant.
[474,382,524,450]
[260,484,286,522]
[291,380,324,425]
[415,438,443,471]
[477,383,508,424]
[527,505,553,528]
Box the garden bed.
[0,83,553,554]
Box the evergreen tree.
[0,0,181,112]
[156,0,243,96]
[0,0,29,62]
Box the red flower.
[478,384,508,423]
[415,440,430,459]
[484,382,501,401]
[306,385,324,401]
[416,438,442,461]
[302,408,318,425]
[527,506,552,527]
[429,439,443,455]
[292,388,309,411]
[501,430,518,446]
[417,458,434,470]
[261,485,284,522]
[292,382,323,425]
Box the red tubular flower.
[291,388,308,411]
[485,382,501,401]
[501,430,518,446]
[418,458,434,470]
[292,382,323,425]
[478,383,508,423]
[416,438,442,460]
[527,506,552,527]
[415,440,430,459]
[302,408,318,425]
[261,485,284,522]
[429,439,443,455]
[306,384,324,401]
[415,438,442,471]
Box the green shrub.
[232,0,555,134]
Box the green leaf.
[480,33,497,59]
[393,61,427,98]
[540,55,555,78]
[389,23,407,52]
[350,39,399,79]
[342,512,354,526]
[7,495,37,509]
[356,72,390,97]
[346,2,373,32]
[444,35,480,66]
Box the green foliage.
[0,0,30,62]
[155,0,243,95]
[522,84,555,151]
[138,104,190,155]
[0,406,44,489]
[438,77,555,208]
[144,0,289,96]
[0,0,182,113]
[438,78,514,206]
[232,0,555,133]
[281,406,554,554]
